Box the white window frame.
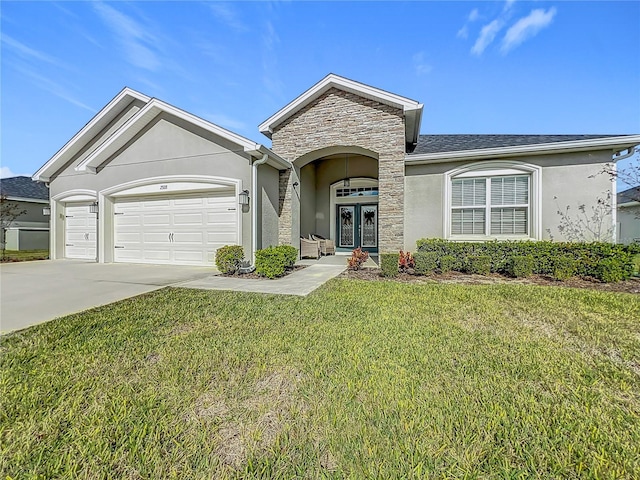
[443,161,542,240]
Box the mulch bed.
[221,265,308,280]
[340,268,640,294]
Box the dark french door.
[337,203,378,252]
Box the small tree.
[548,191,615,243]
[0,194,27,260]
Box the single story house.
[617,186,640,244]
[33,74,640,266]
[0,176,50,251]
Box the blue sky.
[2,1,639,181]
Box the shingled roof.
[0,176,49,201]
[618,186,640,205]
[409,134,625,155]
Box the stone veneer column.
[270,88,406,252]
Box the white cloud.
[209,3,248,32]
[503,0,517,13]
[0,166,28,179]
[93,2,162,71]
[1,34,65,67]
[412,52,433,76]
[457,25,468,40]
[468,8,480,22]
[501,7,557,53]
[471,19,503,56]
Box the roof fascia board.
[4,196,49,204]
[618,200,640,207]
[244,145,291,170]
[77,98,273,173]
[259,74,423,138]
[33,88,150,182]
[405,135,640,165]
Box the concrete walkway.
[179,262,346,296]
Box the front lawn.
[1,250,49,262]
[1,281,639,478]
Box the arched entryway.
[297,149,378,253]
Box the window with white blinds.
[451,175,529,236]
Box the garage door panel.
[114,191,239,266]
[173,212,204,225]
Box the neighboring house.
[617,186,640,244]
[33,74,640,266]
[0,176,50,251]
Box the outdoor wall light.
[238,189,250,206]
[42,206,51,216]
[293,181,299,188]
[89,202,99,214]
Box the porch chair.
[300,237,321,259]
[310,234,336,256]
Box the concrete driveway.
[0,260,213,334]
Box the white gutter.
[251,154,269,264]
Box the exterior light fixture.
[42,206,51,216]
[238,189,250,206]
[293,181,299,188]
[89,202,99,214]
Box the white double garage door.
[64,190,238,266]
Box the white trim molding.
[443,161,542,241]
[259,73,423,146]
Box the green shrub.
[413,252,438,275]
[595,258,630,283]
[466,256,491,275]
[215,245,244,274]
[439,255,456,273]
[380,253,399,277]
[508,255,534,278]
[415,238,636,279]
[279,245,298,268]
[255,246,286,279]
[553,256,577,281]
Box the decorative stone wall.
[271,88,406,251]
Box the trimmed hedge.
[413,252,438,275]
[466,256,491,275]
[255,245,297,279]
[439,255,456,273]
[380,253,399,277]
[415,239,636,282]
[508,255,534,278]
[553,256,577,281]
[215,245,244,274]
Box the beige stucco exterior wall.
[48,114,255,261]
[270,87,405,251]
[404,150,616,250]
[617,204,640,244]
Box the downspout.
[252,154,269,264]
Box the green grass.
[1,280,639,478]
[1,250,49,262]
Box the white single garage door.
[65,203,97,260]
[113,190,238,266]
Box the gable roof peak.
[258,74,423,145]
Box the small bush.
[439,255,456,273]
[347,247,369,271]
[380,253,399,277]
[279,245,298,268]
[255,245,297,279]
[215,245,244,274]
[553,256,577,281]
[413,252,438,275]
[595,258,630,283]
[399,250,415,273]
[466,256,491,275]
[508,255,534,278]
